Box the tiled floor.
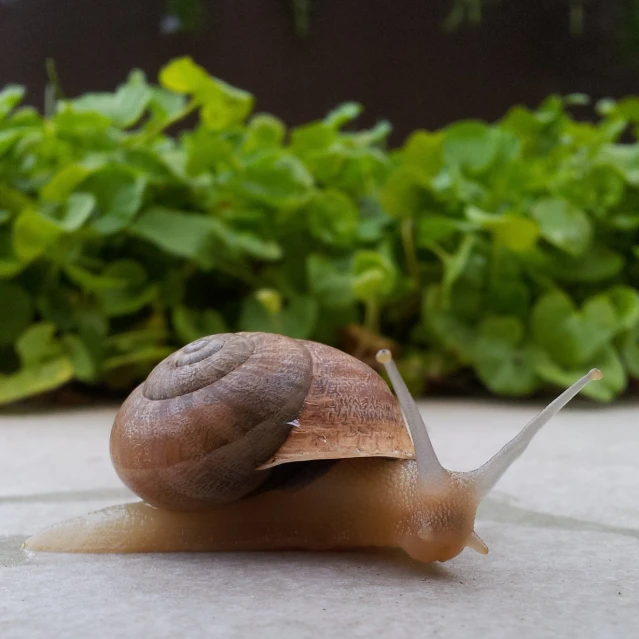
[1,400,637,638]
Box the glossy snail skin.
[25,333,602,563]
[24,460,478,563]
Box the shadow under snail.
[25,332,602,563]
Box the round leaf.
[307,190,358,246]
[530,198,592,256]
[379,166,427,219]
[443,121,497,174]
[352,250,396,301]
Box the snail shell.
[110,332,413,511]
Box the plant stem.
[570,0,585,36]
[401,217,420,283]
[44,59,65,119]
[291,0,311,38]
[46,59,65,100]
[364,298,380,334]
[468,0,482,24]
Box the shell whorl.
[142,334,254,400]
[110,333,314,511]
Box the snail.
[24,332,602,563]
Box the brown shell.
[260,339,413,468]
[110,332,413,511]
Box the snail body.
[25,332,602,563]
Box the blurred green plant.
[1,58,639,404]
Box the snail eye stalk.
[469,368,603,499]
[376,349,446,485]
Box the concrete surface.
[0,400,637,638]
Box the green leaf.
[621,326,639,378]
[233,151,314,209]
[159,57,211,93]
[185,129,234,175]
[62,333,100,382]
[103,347,173,374]
[64,263,130,292]
[290,122,336,155]
[200,79,254,130]
[45,193,96,232]
[609,213,639,230]
[0,185,35,216]
[601,96,639,121]
[350,120,392,146]
[16,323,65,364]
[604,285,639,331]
[417,215,464,245]
[0,357,74,405]
[422,285,475,363]
[443,121,497,174]
[255,289,283,314]
[306,189,358,246]
[159,57,253,129]
[0,229,24,277]
[230,230,282,261]
[530,197,592,256]
[400,130,444,177]
[70,72,152,127]
[41,165,93,202]
[130,206,217,266]
[329,147,390,195]
[0,85,25,120]
[106,327,168,354]
[95,260,157,317]
[12,209,62,262]
[307,254,354,309]
[0,282,33,346]
[379,166,427,218]
[132,206,282,265]
[535,345,625,402]
[36,286,77,330]
[466,206,539,252]
[473,315,541,396]
[239,294,317,339]
[485,258,531,318]
[352,250,396,301]
[491,128,522,165]
[531,290,617,368]
[532,245,625,283]
[82,168,146,235]
[478,314,524,345]
[356,196,393,243]
[242,114,285,152]
[324,102,362,129]
[493,217,539,252]
[0,130,21,158]
[147,86,187,123]
[172,306,227,343]
[598,144,639,185]
[431,235,477,301]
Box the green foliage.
[1,58,639,404]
